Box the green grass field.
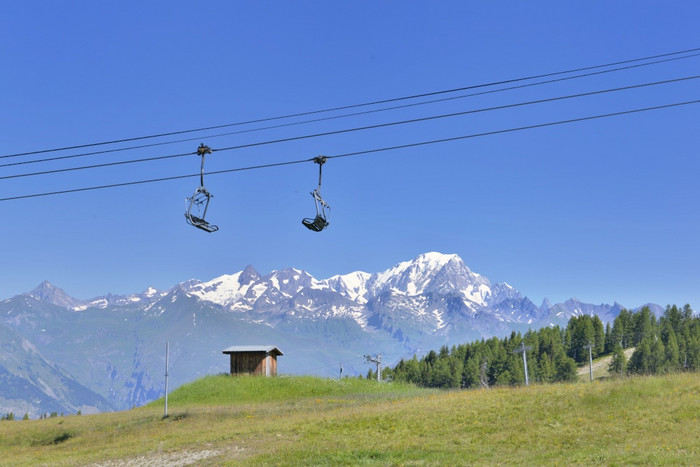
[1,373,698,465]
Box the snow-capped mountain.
[179,252,518,331]
[26,281,167,311]
[0,252,656,415]
[27,281,85,309]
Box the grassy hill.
[1,373,698,465]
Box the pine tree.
[507,354,525,385]
[553,351,578,382]
[604,322,613,354]
[611,315,625,349]
[495,370,512,386]
[664,305,683,334]
[429,358,454,388]
[629,338,652,375]
[617,309,634,348]
[462,356,481,388]
[650,338,666,374]
[593,315,605,357]
[537,354,555,383]
[633,307,654,345]
[664,329,680,371]
[608,343,627,376]
[568,316,594,363]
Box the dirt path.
[91,446,244,467]
[577,348,635,378]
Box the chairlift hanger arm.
[197,144,212,186]
[313,155,327,190]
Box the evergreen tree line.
[0,411,65,421]
[608,304,700,375]
[385,304,699,389]
[0,409,83,422]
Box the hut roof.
[222,345,283,356]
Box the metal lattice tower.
[364,354,382,382]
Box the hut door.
[266,355,271,376]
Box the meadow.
[1,373,698,465]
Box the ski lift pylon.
[302,155,330,232]
[185,144,219,233]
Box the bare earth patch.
[91,446,244,467]
[577,348,636,378]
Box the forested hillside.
[386,304,699,388]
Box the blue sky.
[1,1,699,310]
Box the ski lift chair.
[302,156,330,232]
[184,144,219,233]
[185,186,219,233]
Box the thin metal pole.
[164,341,169,418]
[514,343,531,386]
[522,347,529,386]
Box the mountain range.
[0,252,662,417]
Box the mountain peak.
[240,265,261,285]
[369,251,490,302]
[416,251,459,261]
[27,281,84,309]
[540,297,553,311]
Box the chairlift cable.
[3,51,699,169]
[210,74,699,153]
[2,46,699,159]
[0,99,696,202]
[2,75,696,182]
[323,99,699,162]
[8,75,700,179]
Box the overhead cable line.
[323,99,698,162]
[3,46,699,159]
[2,75,697,182]
[4,51,699,170]
[1,99,697,202]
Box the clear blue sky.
[1,1,698,310]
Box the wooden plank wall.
[230,352,265,375]
[228,352,278,376]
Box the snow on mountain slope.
[185,265,262,307]
[324,271,372,303]
[22,252,634,338]
[174,252,513,329]
[370,252,462,296]
[13,252,561,342]
[322,252,493,306]
[187,271,251,305]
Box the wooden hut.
[222,345,283,376]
